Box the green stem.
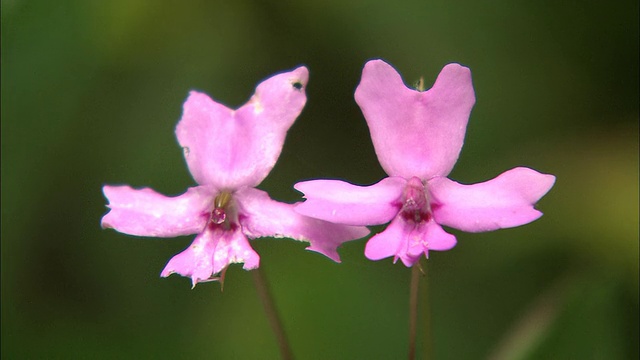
[252,267,294,360]
[420,261,431,360]
[408,264,421,360]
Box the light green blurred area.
[2,0,638,359]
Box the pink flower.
[102,67,369,286]
[294,60,555,267]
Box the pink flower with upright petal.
[294,60,555,267]
[102,67,369,286]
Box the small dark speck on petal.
[292,82,303,90]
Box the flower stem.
[408,264,421,360]
[409,260,431,360]
[420,261,431,360]
[252,267,294,360]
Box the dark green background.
[2,0,638,359]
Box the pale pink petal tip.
[235,187,369,263]
[160,227,260,287]
[303,223,370,262]
[101,185,212,238]
[293,177,406,226]
[430,167,556,233]
[160,233,217,287]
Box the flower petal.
[364,215,457,267]
[176,66,309,188]
[161,224,259,287]
[101,185,213,237]
[235,187,370,262]
[429,167,556,232]
[355,59,475,179]
[293,177,406,226]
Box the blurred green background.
[2,0,638,359]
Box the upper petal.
[176,66,309,188]
[429,167,556,232]
[355,59,475,179]
[235,187,370,262]
[364,215,457,267]
[101,185,213,237]
[293,177,406,226]
[161,224,259,287]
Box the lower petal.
[235,187,369,262]
[101,185,214,237]
[430,167,556,232]
[364,216,457,267]
[161,225,259,287]
[364,218,404,261]
[423,221,457,251]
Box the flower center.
[400,177,431,223]
[210,191,235,228]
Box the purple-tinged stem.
[252,267,293,360]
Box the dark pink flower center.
[211,208,226,224]
[400,177,431,224]
[209,191,237,230]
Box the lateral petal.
[294,177,406,226]
[101,185,213,237]
[176,67,309,188]
[160,224,260,287]
[430,167,556,232]
[355,59,475,179]
[235,187,370,262]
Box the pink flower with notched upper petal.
[101,67,369,286]
[294,60,555,267]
